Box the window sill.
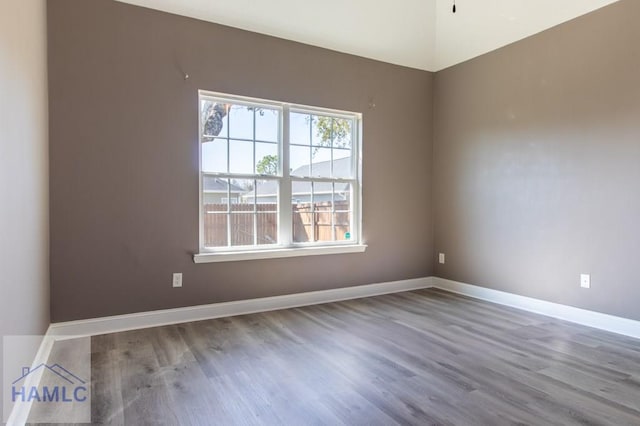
[193,244,367,263]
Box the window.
[196,91,364,262]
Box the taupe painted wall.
[434,0,640,320]
[0,0,50,406]
[48,0,434,321]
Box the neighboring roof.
[254,157,352,197]
[203,176,245,193]
[289,156,351,179]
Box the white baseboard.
[46,275,640,342]
[49,277,434,338]
[433,277,640,339]
[6,329,55,426]
[13,275,638,425]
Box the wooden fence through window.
[203,201,350,247]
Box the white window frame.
[195,90,365,263]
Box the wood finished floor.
[82,289,640,425]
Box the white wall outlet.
[580,273,590,289]
[172,273,183,288]
[439,253,445,264]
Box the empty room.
[2,0,640,424]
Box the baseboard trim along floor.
[433,277,640,339]
[48,277,434,338]
[14,276,640,424]
[47,276,640,340]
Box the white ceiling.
[117,0,619,71]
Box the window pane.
[203,211,228,247]
[291,180,311,205]
[291,181,352,243]
[334,183,352,241]
[229,140,254,174]
[311,148,332,178]
[311,115,353,149]
[230,214,254,246]
[203,177,231,207]
[332,149,352,178]
[202,138,228,173]
[334,211,351,241]
[290,112,311,145]
[290,145,311,176]
[203,180,228,248]
[313,198,333,242]
[331,118,352,149]
[255,179,278,205]
[228,104,254,140]
[312,181,333,204]
[311,115,328,147]
[257,213,277,245]
[292,181,312,242]
[255,108,279,142]
[229,179,254,211]
[334,182,351,205]
[255,143,278,175]
[201,100,228,140]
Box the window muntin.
[292,181,353,243]
[199,91,361,253]
[289,112,354,179]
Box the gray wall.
[0,0,50,407]
[48,0,434,322]
[434,0,640,321]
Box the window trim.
[194,244,367,263]
[196,90,364,262]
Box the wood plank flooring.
[62,289,640,424]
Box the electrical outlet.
[172,273,183,288]
[580,274,590,289]
[439,253,445,264]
